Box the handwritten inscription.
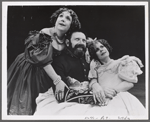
[118,116,130,120]
[85,116,130,120]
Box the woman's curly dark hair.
[50,7,81,35]
[87,39,113,61]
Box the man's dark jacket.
[52,48,90,86]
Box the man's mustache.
[74,44,86,51]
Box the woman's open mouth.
[101,52,106,56]
[59,23,65,26]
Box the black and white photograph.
[2,1,149,120]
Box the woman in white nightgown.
[34,39,146,119]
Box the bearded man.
[52,29,90,101]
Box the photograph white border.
[2,1,149,120]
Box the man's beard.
[71,44,86,58]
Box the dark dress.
[7,31,61,115]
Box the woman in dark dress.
[7,7,81,115]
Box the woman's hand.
[55,80,68,101]
[91,83,106,105]
[103,87,117,99]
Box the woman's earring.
[65,39,69,47]
[85,48,91,63]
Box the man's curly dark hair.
[50,7,81,35]
[88,39,113,61]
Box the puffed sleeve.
[24,30,53,67]
[88,60,99,79]
[118,57,143,83]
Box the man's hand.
[103,87,117,99]
[55,80,68,101]
[92,83,106,105]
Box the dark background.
[7,6,145,106]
